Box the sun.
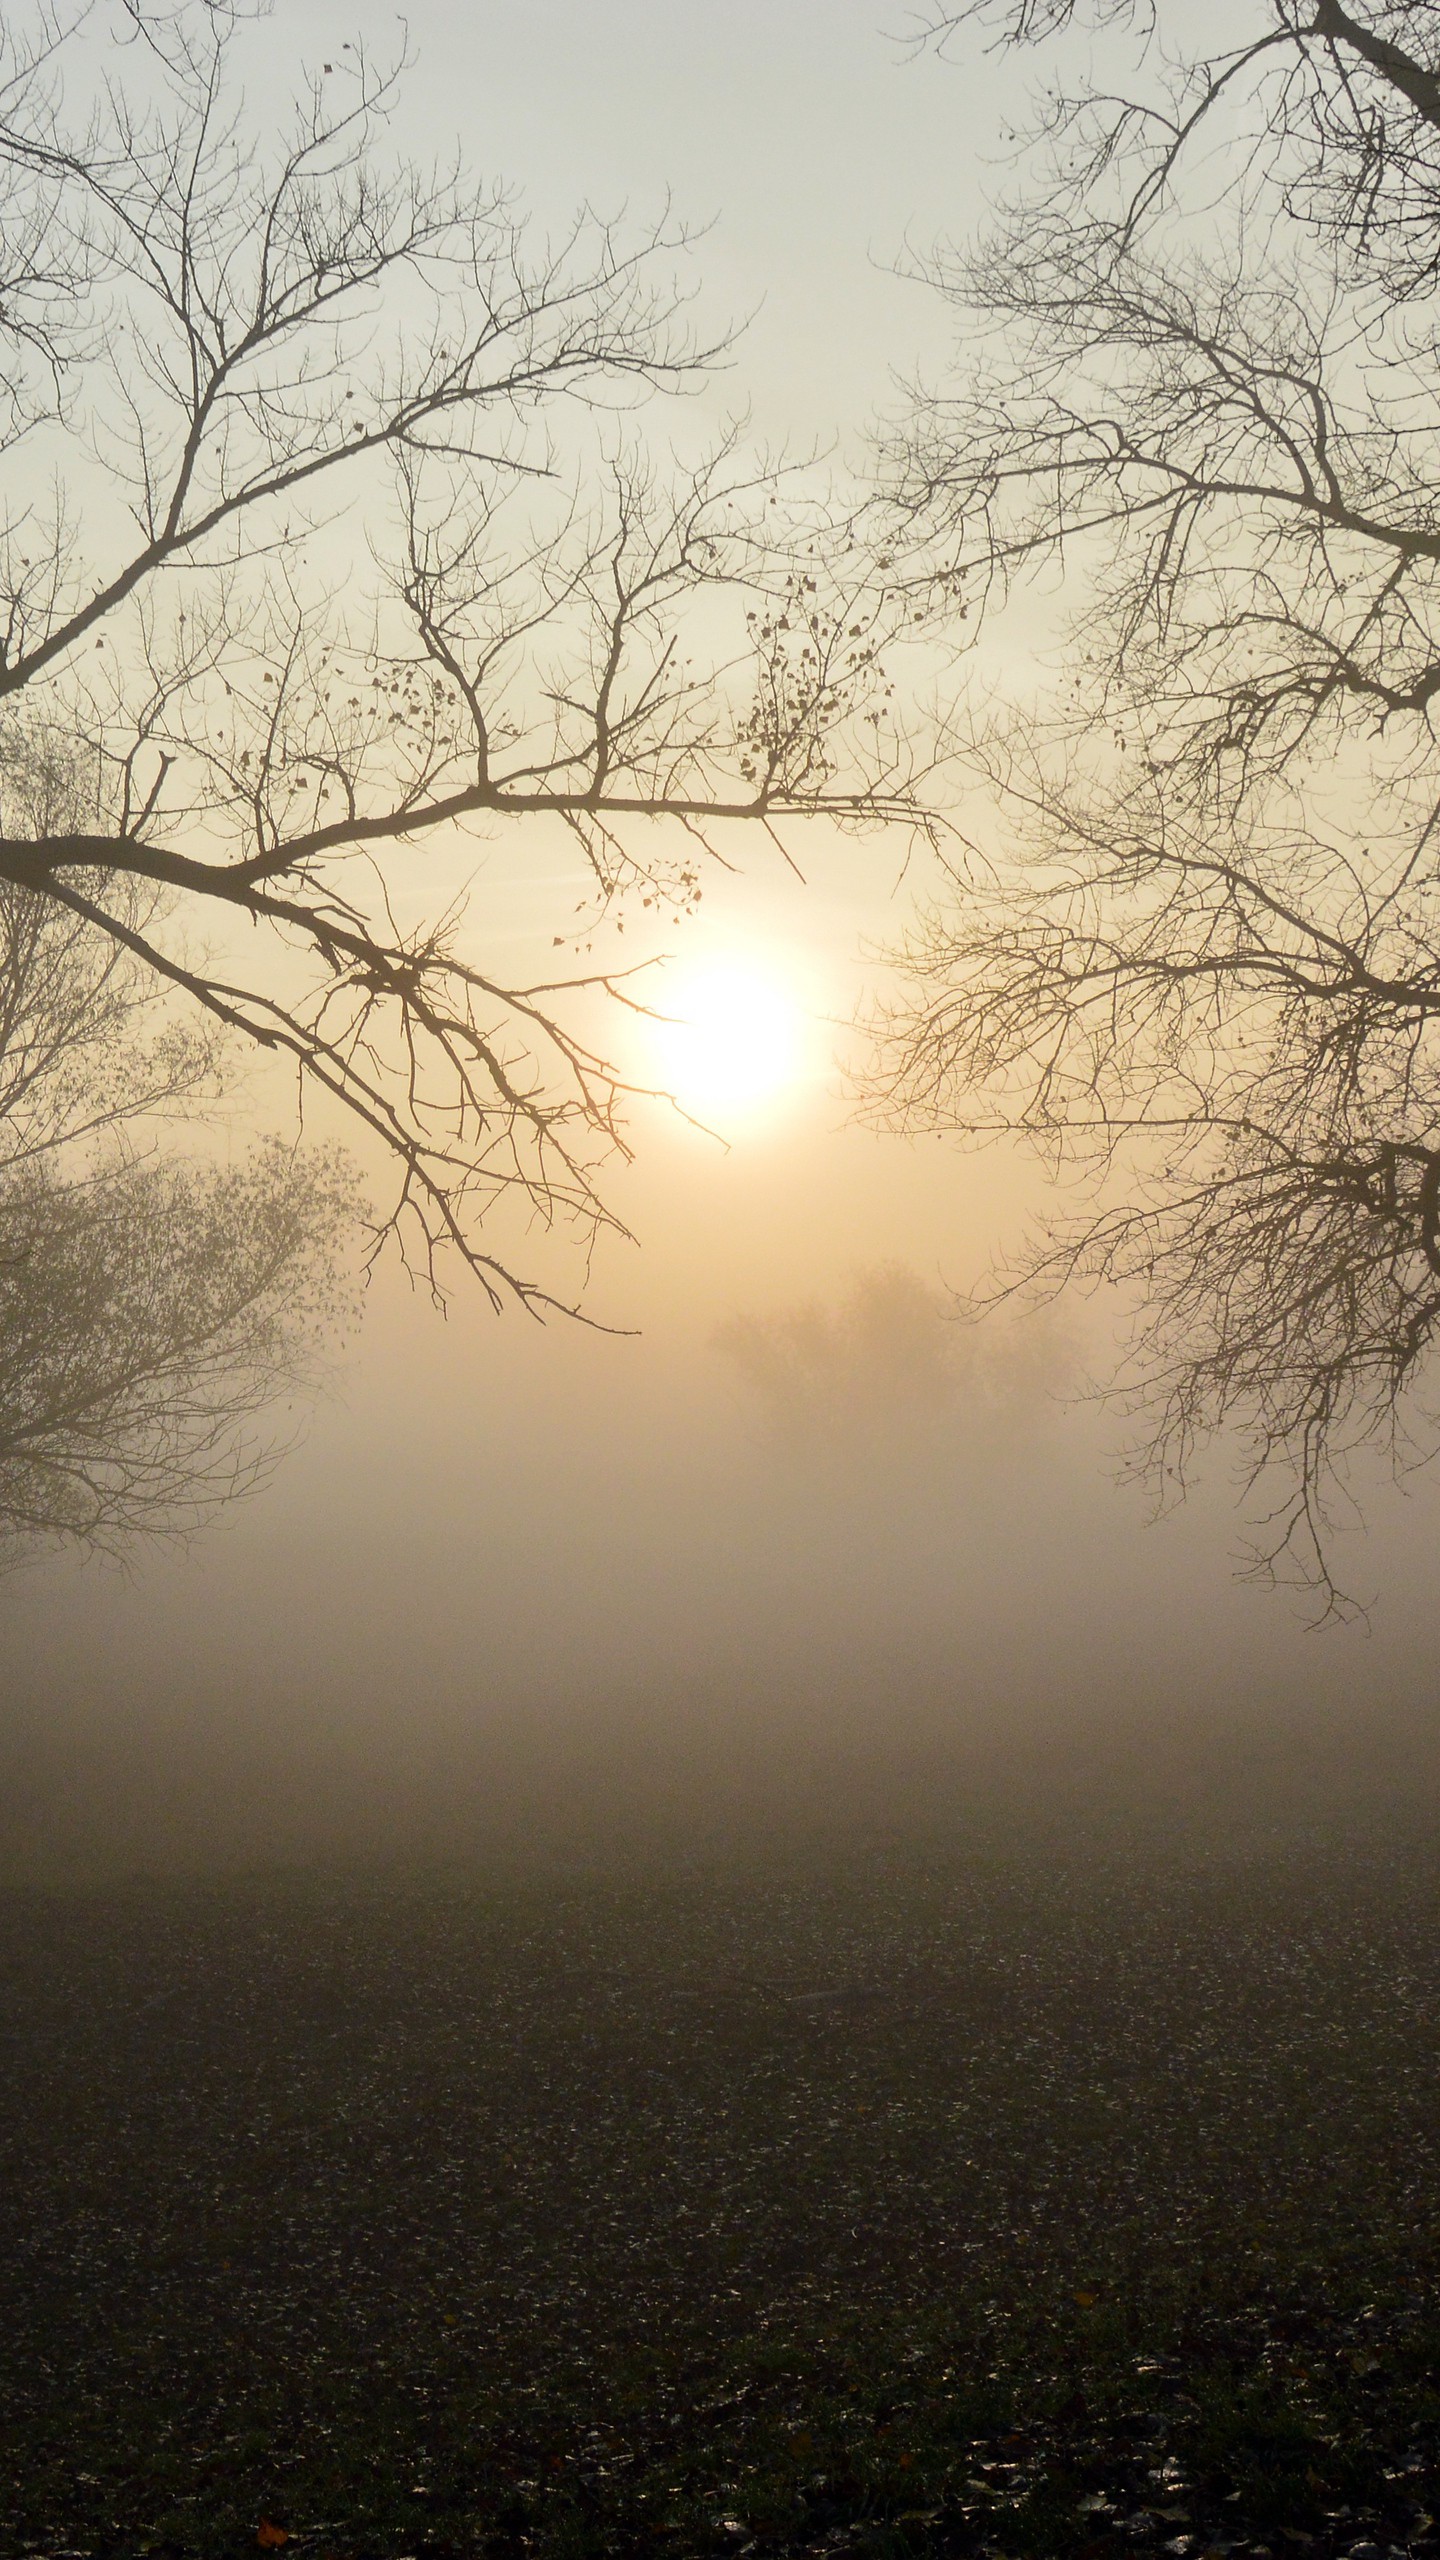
[650,959,805,1125]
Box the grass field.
[3,1829,1439,2558]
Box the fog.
[4,0,1440,1887]
[6,1076,1440,1887]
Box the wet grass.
[2,1829,1439,2558]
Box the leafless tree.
[867,0,1440,1612]
[0,0,931,1317]
[714,1262,1064,1462]
[0,716,356,1559]
[0,1134,355,1558]
[716,1266,969,1454]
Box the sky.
[4,0,1440,1887]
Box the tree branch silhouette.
[869,0,1440,1614]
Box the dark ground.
[3,1827,1439,2560]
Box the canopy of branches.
[867,0,1440,1612]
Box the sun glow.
[650,959,806,1126]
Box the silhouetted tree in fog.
[714,1264,1064,1463]
[0,719,354,1559]
[0,1137,353,1558]
[0,1,931,1315]
[868,0,1440,1611]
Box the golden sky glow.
[648,957,808,1129]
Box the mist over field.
[7,1189,1440,1886]
[7,994,1440,1888]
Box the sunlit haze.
[649,958,809,1128]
